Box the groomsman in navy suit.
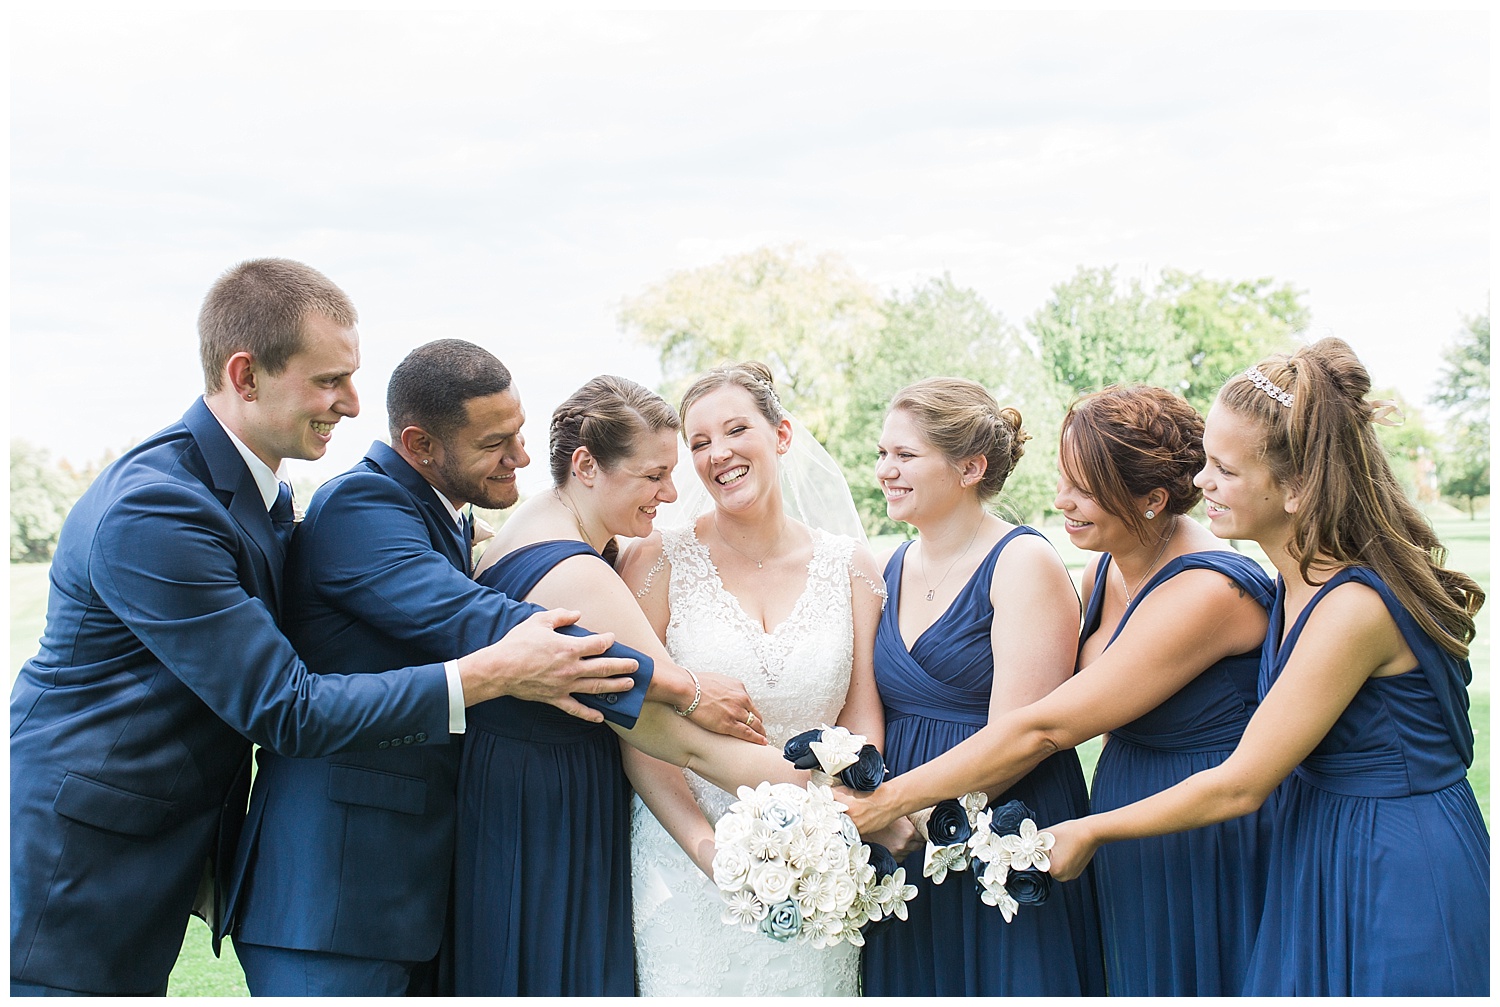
[229,339,763,995]
[9,261,640,997]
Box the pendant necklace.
[919,514,985,602]
[715,515,783,569]
[1123,517,1176,603]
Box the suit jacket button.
[605,694,618,704]
[415,732,428,743]
[403,735,415,745]
[390,737,402,747]
[378,740,390,749]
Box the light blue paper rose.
[760,898,804,942]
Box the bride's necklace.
[1122,516,1176,603]
[714,515,784,570]
[918,514,984,602]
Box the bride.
[620,362,904,996]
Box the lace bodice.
[630,524,863,996]
[661,524,856,821]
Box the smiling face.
[874,408,968,527]
[249,311,361,466]
[428,388,529,509]
[591,427,680,540]
[1196,401,1294,545]
[1052,437,1141,554]
[683,384,790,512]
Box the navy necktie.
[461,511,475,573]
[270,482,296,550]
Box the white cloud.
[10,10,1488,494]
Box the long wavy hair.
[1220,337,1483,657]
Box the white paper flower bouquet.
[711,725,916,947]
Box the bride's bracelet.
[674,667,702,717]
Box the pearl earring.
[1144,509,1156,520]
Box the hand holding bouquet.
[712,726,915,946]
[919,793,1056,923]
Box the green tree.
[1368,388,1439,504]
[1159,269,1307,413]
[1432,311,1490,517]
[839,276,1063,532]
[1027,266,1186,399]
[619,245,883,443]
[10,440,88,562]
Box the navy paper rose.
[837,744,888,791]
[1003,867,1053,906]
[987,798,1036,837]
[782,729,823,770]
[866,841,900,881]
[927,798,974,845]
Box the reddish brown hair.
[1059,385,1205,544]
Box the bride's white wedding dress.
[631,525,861,996]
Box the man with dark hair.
[9,263,640,997]
[229,338,760,995]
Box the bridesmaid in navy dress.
[455,376,798,995]
[1046,339,1489,995]
[860,378,1106,996]
[847,385,1275,995]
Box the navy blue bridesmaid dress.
[453,541,636,995]
[1084,550,1275,995]
[1243,567,1489,995]
[861,528,1107,996]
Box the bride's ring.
[746,712,756,726]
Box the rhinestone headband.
[1244,366,1294,408]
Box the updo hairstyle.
[549,375,681,487]
[678,361,787,431]
[1060,385,1205,544]
[888,377,1029,501]
[1220,337,1482,657]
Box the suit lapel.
[363,441,469,573]
[182,399,286,610]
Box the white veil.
[656,414,868,544]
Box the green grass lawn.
[8,515,1491,993]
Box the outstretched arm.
[1047,581,1408,880]
[525,553,799,785]
[846,566,1268,834]
[300,473,639,720]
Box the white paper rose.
[749,858,798,905]
[712,844,752,892]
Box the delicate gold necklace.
[918,514,984,602]
[556,491,599,553]
[1123,516,1176,603]
[714,514,784,570]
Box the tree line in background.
[8,250,1491,561]
[622,245,1489,535]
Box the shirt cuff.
[445,659,467,734]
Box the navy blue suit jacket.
[228,441,652,964]
[9,400,451,995]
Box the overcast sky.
[9,10,1489,495]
